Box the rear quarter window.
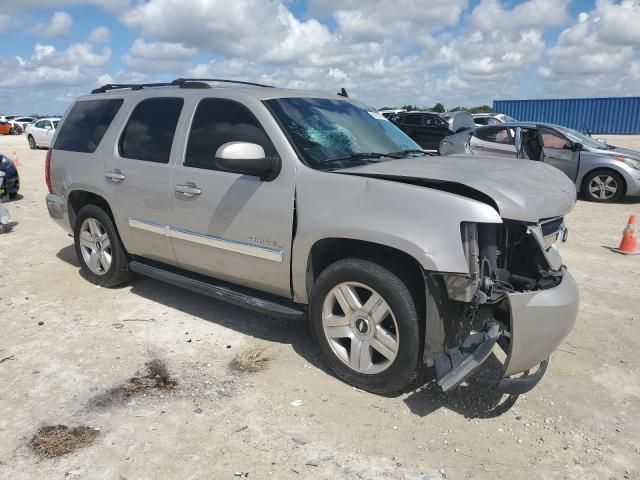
[54,99,123,153]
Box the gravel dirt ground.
[0,133,639,480]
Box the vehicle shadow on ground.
[56,244,518,419]
[403,355,519,419]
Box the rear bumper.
[46,193,72,235]
[501,268,579,384]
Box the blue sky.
[1,0,639,115]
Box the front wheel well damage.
[306,238,426,319]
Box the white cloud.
[537,0,640,97]
[88,26,110,43]
[122,38,197,72]
[309,0,468,39]
[470,0,570,31]
[121,0,333,62]
[0,13,11,32]
[32,11,73,38]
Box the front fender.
[291,167,502,303]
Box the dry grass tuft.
[144,358,178,389]
[28,424,99,458]
[88,357,177,409]
[229,346,271,373]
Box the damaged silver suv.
[46,79,579,395]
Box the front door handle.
[105,170,126,182]
[175,184,202,198]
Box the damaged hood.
[340,155,576,222]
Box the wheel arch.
[579,166,627,196]
[303,237,426,317]
[67,189,115,231]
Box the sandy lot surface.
[0,133,639,480]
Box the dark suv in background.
[390,111,475,151]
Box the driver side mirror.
[572,142,582,152]
[214,142,280,181]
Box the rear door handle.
[105,170,126,182]
[175,184,202,198]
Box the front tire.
[27,135,36,149]
[583,169,625,203]
[309,258,422,394]
[73,205,131,287]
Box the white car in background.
[25,117,60,149]
[10,116,36,130]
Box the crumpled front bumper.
[499,268,579,392]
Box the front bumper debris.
[434,268,579,394]
[502,268,579,377]
[497,359,548,395]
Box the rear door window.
[396,114,422,126]
[54,99,123,153]
[184,98,276,170]
[119,97,184,163]
[475,126,512,144]
[423,115,446,126]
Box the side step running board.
[129,260,306,320]
[434,322,500,392]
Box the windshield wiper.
[322,152,405,165]
[389,149,429,156]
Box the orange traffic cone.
[12,151,21,167]
[613,215,639,255]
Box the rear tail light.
[45,148,52,193]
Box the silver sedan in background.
[440,122,640,202]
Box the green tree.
[430,102,446,113]
[469,105,492,114]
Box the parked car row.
[0,115,52,136]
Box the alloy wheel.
[321,282,399,374]
[588,174,618,200]
[79,218,112,275]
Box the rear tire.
[582,169,625,203]
[73,205,131,287]
[309,258,422,394]
[27,135,36,149]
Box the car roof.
[35,117,61,121]
[479,121,537,128]
[80,85,352,103]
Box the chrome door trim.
[128,217,283,262]
[170,226,283,262]
[128,217,168,235]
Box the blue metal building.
[493,97,640,134]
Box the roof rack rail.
[172,78,274,88]
[90,78,274,94]
[91,82,176,94]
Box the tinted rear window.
[54,99,123,153]
[119,97,184,163]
